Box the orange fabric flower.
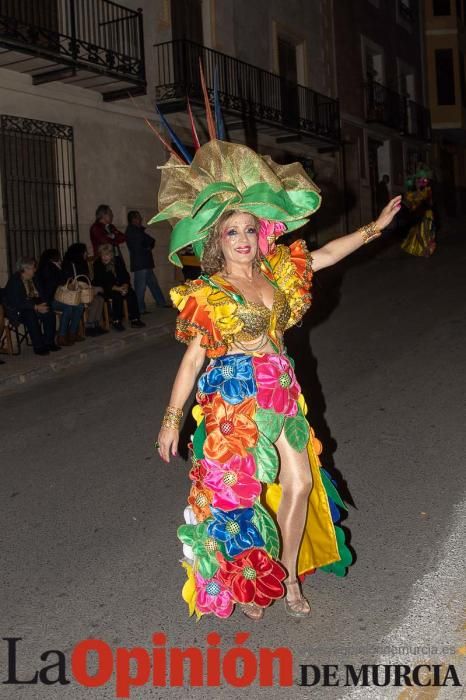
[203,396,258,463]
[188,482,213,521]
[310,427,323,456]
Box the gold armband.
[161,405,183,430]
[359,221,382,244]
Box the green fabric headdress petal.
[151,139,322,267]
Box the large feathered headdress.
[148,63,322,267]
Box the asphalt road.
[1,234,465,700]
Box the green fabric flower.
[177,520,226,579]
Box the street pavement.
[1,233,465,699]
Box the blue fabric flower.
[207,506,264,557]
[198,354,256,405]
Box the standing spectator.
[92,244,145,331]
[90,205,126,257]
[4,257,60,355]
[125,210,168,313]
[63,242,108,337]
[38,249,84,346]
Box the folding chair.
[2,314,31,355]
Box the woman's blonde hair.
[200,210,260,276]
[98,243,114,258]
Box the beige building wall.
[0,0,179,291]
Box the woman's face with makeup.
[220,212,258,267]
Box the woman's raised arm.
[311,195,402,272]
[157,333,207,463]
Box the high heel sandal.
[238,602,264,620]
[283,579,311,618]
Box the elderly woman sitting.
[4,257,61,355]
[92,244,145,331]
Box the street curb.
[0,320,174,393]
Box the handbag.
[54,278,81,306]
[75,275,94,304]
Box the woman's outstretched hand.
[375,195,403,231]
[157,427,179,463]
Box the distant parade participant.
[401,165,436,257]
[151,81,402,621]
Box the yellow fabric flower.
[192,404,204,427]
[181,561,203,620]
[207,286,244,341]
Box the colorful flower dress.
[170,239,353,619]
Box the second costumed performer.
[153,134,401,621]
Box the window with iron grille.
[0,114,79,273]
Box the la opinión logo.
[2,633,294,697]
[2,635,462,697]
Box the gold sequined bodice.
[235,287,291,342]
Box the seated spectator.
[4,257,61,355]
[92,244,145,331]
[38,248,84,347]
[125,210,168,313]
[90,205,126,257]
[63,242,107,337]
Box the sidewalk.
[0,305,176,394]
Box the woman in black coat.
[92,244,145,331]
[38,249,84,346]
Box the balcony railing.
[154,40,340,144]
[364,80,431,140]
[0,0,146,101]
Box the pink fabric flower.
[253,354,300,416]
[202,454,261,510]
[194,571,234,617]
[258,220,286,255]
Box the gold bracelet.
[359,221,382,244]
[161,405,183,430]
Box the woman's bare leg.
[275,431,313,610]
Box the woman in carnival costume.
[401,165,436,257]
[152,82,401,621]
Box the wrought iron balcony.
[154,40,340,146]
[364,80,431,140]
[0,0,146,101]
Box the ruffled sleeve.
[169,279,229,357]
[265,239,314,328]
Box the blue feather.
[213,66,226,140]
[155,103,192,164]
